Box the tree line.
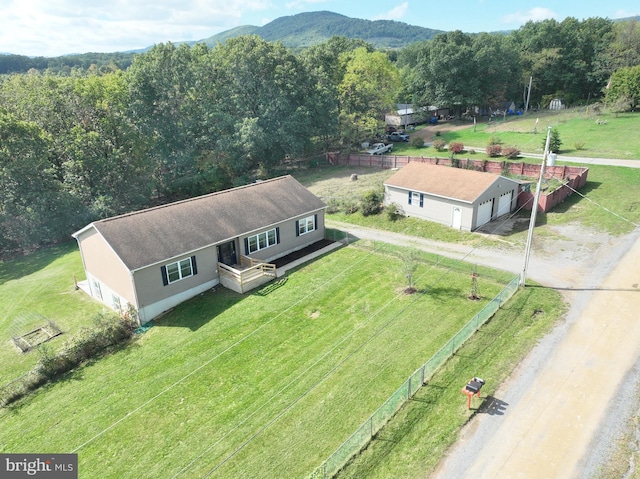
[1,17,639,254]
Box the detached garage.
[384,162,522,231]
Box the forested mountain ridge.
[0,11,443,73]
[199,11,444,50]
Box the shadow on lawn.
[0,241,78,285]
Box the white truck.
[366,142,393,155]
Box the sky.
[1,0,638,57]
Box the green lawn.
[0,243,517,478]
[0,241,104,384]
[438,110,640,159]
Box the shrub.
[325,198,341,214]
[486,144,502,157]
[503,147,520,159]
[342,199,360,214]
[449,142,464,154]
[385,202,403,221]
[574,141,585,150]
[411,136,425,148]
[487,136,503,146]
[432,139,446,151]
[360,190,383,216]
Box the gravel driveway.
[327,219,640,478]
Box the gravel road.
[327,219,640,478]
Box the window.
[297,216,316,236]
[246,228,278,254]
[92,279,102,300]
[161,256,198,285]
[112,294,121,312]
[408,191,424,208]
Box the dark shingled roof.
[384,162,501,203]
[85,175,326,271]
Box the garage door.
[476,199,493,228]
[497,190,513,216]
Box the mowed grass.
[0,243,511,478]
[439,110,640,159]
[0,241,105,384]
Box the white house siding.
[385,186,474,231]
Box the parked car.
[366,142,393,155]
[387,131,409,142]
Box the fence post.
[407,377,412,399]
[421,365,425,385]
[370,416,373,438]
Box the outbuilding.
[384,162,522,231]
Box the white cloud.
[285,0,327,9]
[612,9,638,19]
[502,7,557,25]
[372,2,409,21]
[0,0,272,56]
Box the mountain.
[198,11,444,49]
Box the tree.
[337,47,400,145]
[607,65,640,111]
[208,35,320,177]
[299,36,373,150]
[0,111,80,250]
[404,31,482,117]
[399,247,420,293]
[544,128,562,153]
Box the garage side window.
[161,256,198,286]
[408,191,424,207]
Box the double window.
[161,256,198,286]
[246,228,279,254]
[297,215,316,236]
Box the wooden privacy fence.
[327,152,588,213]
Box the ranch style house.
[73,175,328,325]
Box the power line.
[69,246,378,454]
[194,242,510,477]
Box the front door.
[217,240,237,266]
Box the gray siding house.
[73,176,328,324]
[384,162,522,231]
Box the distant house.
[384,162,522,231]
[73,176,329,324]
[385,104,445,127]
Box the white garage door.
[477,199,493,228]
[497,190,513,216]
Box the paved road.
[327,219,640,478]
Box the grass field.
[382,110,640,160]
[0,241,520,478]
[441,110,640,159]
[0,242,104,384]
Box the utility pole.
[520,126,552,287]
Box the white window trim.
[166,257,194,284]
[247,229,278,254]
[298,215,316,236]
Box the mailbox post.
[461,377,485,409]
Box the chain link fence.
[308,274,520,479]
